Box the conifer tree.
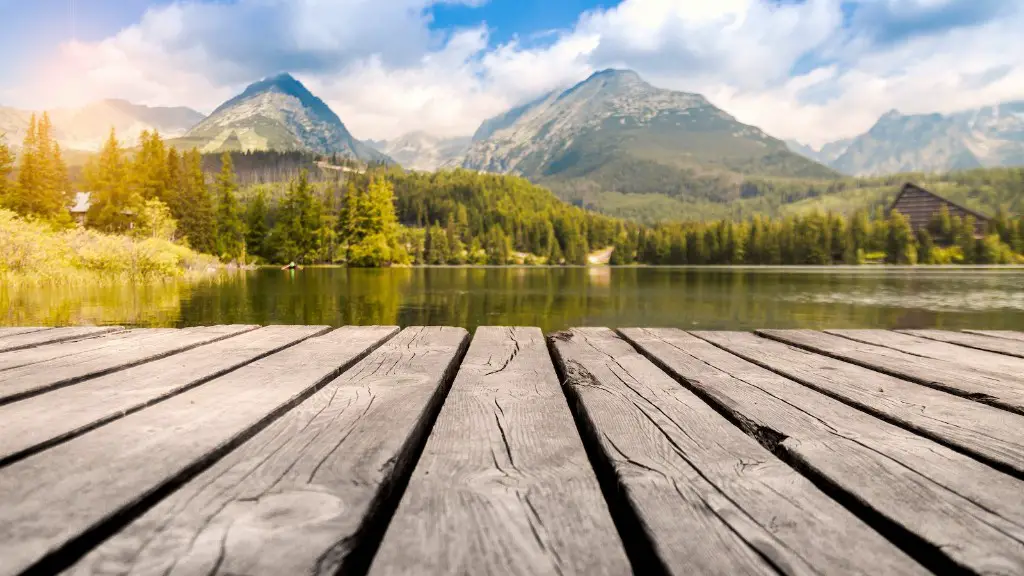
[85,129,139,232]
[176,149,217,254]
[11,113,71,218]
[133,131,170,202]
[886,210,917,265]
[214,152,245,261]
[272,171,321,263]
[0,134,13,204]
[245,189,270,261]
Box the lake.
[3,266,1024,332]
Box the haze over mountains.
[0,100,204,151]
[4,69,1023,191]
[787,102,1024,176]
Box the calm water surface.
[3,267,1024,332]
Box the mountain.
[460,69,837,213]
[793,103,1024,176]
[367,132,470,171]
[785,137,854,165]
[174,73,387,162]
[0,100,205,151]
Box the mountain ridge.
[174,73,387,162]
[787,101,1024,176]
[458,68,837,214]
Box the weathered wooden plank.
[0,327,48,337]
[699,331,1024,477]
[901,329,1024,359]
[963,330,1024,343]
[622,328,1024,575]
[758,329,1024,415]
[370,327,629,576]
[0,325,398,576]
[0,325,258,405]
[0,326,123,353]
[0,325,330,467]
[67,326,464,576]
[826,329,1024,376]
[0,328,178,371]
[551,328,924,576]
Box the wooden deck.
[1,325,1023,575]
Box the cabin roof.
[71,191,91,214]
[893,183,991,222]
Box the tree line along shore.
[1,113,1022,283]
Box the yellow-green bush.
[0,209,219,284]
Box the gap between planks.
[0,326,400,576]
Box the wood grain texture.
[0,326,399,576]
[370,327,629,576]
[901,329,1024,358]
[698,331,1024,477]
[963,330,1024,343]
[0,325,330,467]
[0,326,123,353]
[552,328,924,576]
[621,328,1024,575]
[66,326,466,576]
[758,329,1024,415]
[0,325,258,405]
[0,327,48,337]
[0,328,178,371]
[826,329,1024,377]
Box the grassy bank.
[0,209,220,285]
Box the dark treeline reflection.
[7,267,1021,332]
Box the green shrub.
[0,209,219,284]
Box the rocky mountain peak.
[179,72,385,161]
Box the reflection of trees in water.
[6,268,1021,331]
[0,279,201,327]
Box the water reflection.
[3,267,1024,332]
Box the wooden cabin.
[70,191,91,226]
[889,183,989,236]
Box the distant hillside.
[788,102,1024,176]
[0,100,204,152]
[367,132,470,171]
[171,73,388,163]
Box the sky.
[1,0,1022,147]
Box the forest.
[1,115,1022,268]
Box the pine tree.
[0,134,13,205]
[272,171,321,263]
[85,129,139,233]
[245,189,270,261]
[886,210,917,265]
[11,113,71,219]
[133,131,170,202]
[485,225,511,265]
[214,152,245,261]
[176,149,217,254]
[345,177,405,267]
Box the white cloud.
[9,0,1024,146]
